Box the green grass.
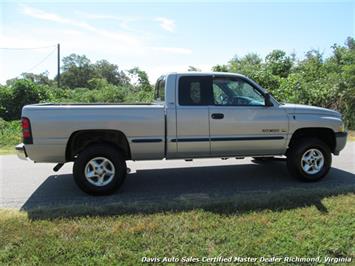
[0,192,354,265]
[0,119,21,154]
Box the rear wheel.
[287,138,331,182]
[73,144,127,195]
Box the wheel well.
[288,128,336,153]
[65,130,131,161]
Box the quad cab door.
[208,76,288,157]
[175,75,212,158]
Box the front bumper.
[16,143,28,160]
[334,132,348,155]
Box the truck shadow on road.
[21,160,355,220]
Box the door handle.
[211,113,224,119]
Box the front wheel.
[73,144,127,195]
[287,138,331,182]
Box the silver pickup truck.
[17,72,347,195]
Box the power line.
[0,45,57,50]
[24,47,57,73]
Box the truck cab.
[160,73,289,159]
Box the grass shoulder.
[0,146,16,155]
[0,119,21,155]
[0,193,354,264]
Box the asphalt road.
[1,142,354,210]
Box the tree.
[228,53,263,74]
[128,67,151,89]
[265,50,293,78]
[94,60,129,85]
[20,72,52,85]
[296,50,325,81]
[212,64,229,72]
[127,67,154,102]
[0,80,49,120]
[59,55,130,89]
[60,54,96,88]
[62,54,91,71]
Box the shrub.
[0,118,21,148]
[0,80,50,120]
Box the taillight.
[22,117,33,144]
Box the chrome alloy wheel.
[84,157,115,187]
[301,148,324,175]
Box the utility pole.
[57,43,60,87]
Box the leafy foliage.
[0,118,21,151]
[0,62,153,120]
[59,54,129,89]
[0,80,50,120]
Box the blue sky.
[0,0,354,84]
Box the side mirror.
[264,93,273,107]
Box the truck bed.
[23,103,165,162]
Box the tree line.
[0,56,154,121]
[0,37,354,129]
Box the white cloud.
[0,5,194,84]
[155,17,175,32]
[20,5,140,46]
[152,46,192,54]
[76,12,176,34]
[21,5,72,24]
[74,11,141,32]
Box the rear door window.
[178,76,212,106]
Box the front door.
[208,76,288,157]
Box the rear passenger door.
[175,75,212,158]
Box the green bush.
[0,118,21,148]
[0,80,50,120]
[0,80,151,121]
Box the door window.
[213,78,265,106]
[179,76,211,105]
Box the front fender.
[289,114,343,135]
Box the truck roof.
[165,72,247,78]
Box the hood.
[280,103,341,118]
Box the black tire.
[286,138,331,182]
[73,144,127,195]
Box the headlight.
[338,123,345,132]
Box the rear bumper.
[334,132,347,155]
[16,143,28,160]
